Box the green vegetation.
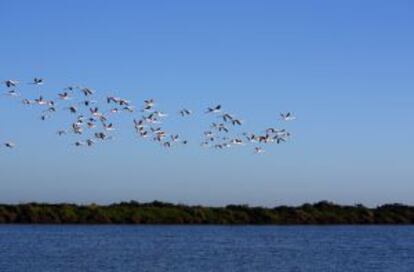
[0,201,413,225]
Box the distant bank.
[0,201,413,225]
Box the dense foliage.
[0,201,413,225]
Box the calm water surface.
[0,225,413,271]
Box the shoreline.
[0,201,413,225]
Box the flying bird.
[280,112,296,121]
[4,90,20,97]
[254,147,265,154]
[206,105,221,114]
[4,142,15,149]
[30,78,44,85]
[3,80,18,88]
[179,108,192,117]
[81,88,94,96]
[58,92,71,100]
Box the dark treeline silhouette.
[0,201,413,225]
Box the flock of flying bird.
[1,78,296,154]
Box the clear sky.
[0,1,413,206]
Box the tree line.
[0,201,413,224]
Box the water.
[0,226,413,271]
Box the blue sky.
[0,1,413,206]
